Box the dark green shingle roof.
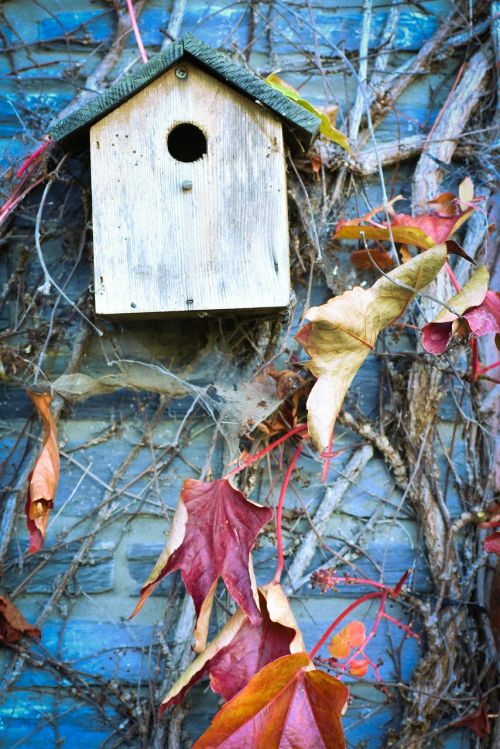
[50,33,320,151]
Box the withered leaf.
[131,478,273,651]
[25,390,60,553]
[0,596,41,644]
[192,652,348,749]
[160,583,304,715]
[296,245,447,450]
[334,180,477,249]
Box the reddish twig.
[444,261,461,293]
[321,431,334,483]
[273,441,305,584]
[471,337,480,382]
[16,138,52,178]
[308,570,417,667]
[224,424,308,479]
[126,0,148,63]
[478,360,500,375]
[308,592,381,660]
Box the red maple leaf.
[192,652,348,749]
[421,266,500,355]
[159,583,304,715]
[484,532,500,556]
[452,706,490,737]
[131,478,273,651]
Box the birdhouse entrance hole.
[167,123,207,162]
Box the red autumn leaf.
[192,652,348,749]
[0,596,41,644]
[484,532,500,556]
[422,266,500,355]
[350,248,395,271]
[328,620,366,660]
[334,179,478,250]
[25,390,60,554]
[452,706,490,737]
[130,478,273,651]
[159,583,305,715]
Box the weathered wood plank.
[90,61,290,315]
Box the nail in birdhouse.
[50,34,320,316]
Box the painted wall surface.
[0,1,478,748]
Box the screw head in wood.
[175,67,188,79]
[182,180,193,191]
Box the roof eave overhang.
[49,34,320,153]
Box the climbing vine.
[0,2,498,748]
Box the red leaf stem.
[382,611,420,639]
[126,0,148,63]
[321,431,334,483]
[308,592,381,660]
[471,337,480,382]
[224,424,308,479]
[272,442,305,584]
[479,360,500,375]
[16,139,51,178]
[391,568,412,596]
[444,261,461,293]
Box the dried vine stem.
[389,38,495,748]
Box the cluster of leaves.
[129,476,349,746]
[13,170,500,746]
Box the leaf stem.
[273,442,305,584]
[321,431,334,483]
[471,337,480,382]
[308,592,380,660]
[224,424,308,479]
[126,0,148,63]
[444,261,461,293]
[479,360,500,375]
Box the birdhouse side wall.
[90,62,290,315]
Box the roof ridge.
[49,34,320,151]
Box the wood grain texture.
[90,61,290,315]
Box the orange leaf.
[0,595,41,644]
[192,652,348,749]
[334,182,478,250]
[348,656,369,678]
[25,391,60,554]
[350,248,395,271]
[328,621,366,659]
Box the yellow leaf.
[296,245,448,451]
[265,73,350,152]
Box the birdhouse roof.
[49,33,320,151]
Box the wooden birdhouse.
[50,34,320,317]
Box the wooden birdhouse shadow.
[50,34,320,318]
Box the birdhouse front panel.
[90,62,290,316]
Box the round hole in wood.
[167,123,207,162]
